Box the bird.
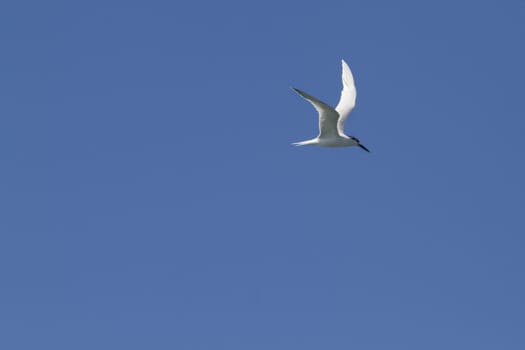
[291,59,370,152]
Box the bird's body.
[292,60,369,152]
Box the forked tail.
[292,138,318,146]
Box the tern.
[292,59,370,152]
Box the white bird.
[292,59,370,152]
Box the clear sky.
[1,0,524,349]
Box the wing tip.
[340,58,355,87]
[291,87,307,98]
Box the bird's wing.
[335,59,357,134]
[292,87,340,138]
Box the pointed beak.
[358,143,370,152]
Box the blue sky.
[1,0,524,349]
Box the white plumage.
[292,59,369,152]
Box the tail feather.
[292,139,317,146]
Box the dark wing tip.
[291,87,308,99]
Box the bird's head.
[350,136,370,152]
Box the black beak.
[358,144,370,152]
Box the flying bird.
[292,59,370,152]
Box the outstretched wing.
[292,87,339,138]
[335,59,357,134]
